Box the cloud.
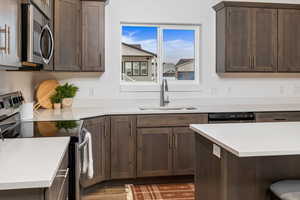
[122,33,194,64]
[164,39,194,64]
[122,35,157,54]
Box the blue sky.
[122,26,195,64]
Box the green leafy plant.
[50,93,62,104]
[56,83,79,99]
[55,121,78,131]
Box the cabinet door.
[226,7,252,72]
[111,116,136,179]
[252,8,277,72]
[54,0,81,71]
[81,117,110,187]
[173,127,195,175]
[137,128,173,177]
[45,148,69,200]
[82,1,105,72]
[278,9,300,72]
[0,0,21,67]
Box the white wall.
[0,71,34,101]
[34,0,300,102]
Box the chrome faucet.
[160,79,170,107]
[0,128,3,141]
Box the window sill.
[120,82,202,92]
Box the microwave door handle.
[39,24,54,64]
[47,25,54,64]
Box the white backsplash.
[4,0,300,105]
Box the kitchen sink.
[139,106,197,111]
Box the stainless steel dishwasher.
[208,112,255,124]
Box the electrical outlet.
[89,88,94,97]
[280,86,285,95]
[211,88,217,96]
[294,86,300,95]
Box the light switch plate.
[213,144,221,158]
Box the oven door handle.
[0,121,21,140]
[79,128,90,149]
[39,24,54,64]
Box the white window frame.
[120,23,201,92]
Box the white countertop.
[191,122,300,157]
[22,100,300,122]
[0,137,70,190]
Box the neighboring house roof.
[122,43,157,57]
[176,58,194,66]
[176,58,195,72]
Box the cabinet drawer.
[137,114,208,127]
[45,149,69,200]
[256,112,300,122]
[84,117,105,127]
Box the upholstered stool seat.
[270,180,300,200]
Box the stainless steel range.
[0,92,84,200]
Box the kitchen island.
[190,122,300,200]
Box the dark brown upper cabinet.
[81,1,105,72]
[278,9,300,72]
[214,2,286,73]
[54,0,81,71]
[252,8,277,72]
[53,0,106,72]
[0,0,21,68]
[226,7,253,72]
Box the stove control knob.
[0,102,4,109]
[9,98,13,106]
[13,97,19,104]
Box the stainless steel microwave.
[21,3,54,65]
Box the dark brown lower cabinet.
[255,112,300,122]
[81,117,110,187]
[111,116,136,179]
[173,127,195,175]
[137,127,196,177]
[137,128,173,177]
[0,149,69,200]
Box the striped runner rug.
[126,183,195,200]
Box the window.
[122,61,149,76]
[121,24,199,85]
[163,29,196,81]
[140,62,148,76]
[124,62,132,76]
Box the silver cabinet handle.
[56,168,69,200]
[56,168,69,178]
[0,24,10,54]
[169,134,172,149]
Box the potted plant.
[56,83,79,108]
[50,93,62,110]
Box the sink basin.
[139,106,197,111]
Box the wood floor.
[82,185,127,200]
